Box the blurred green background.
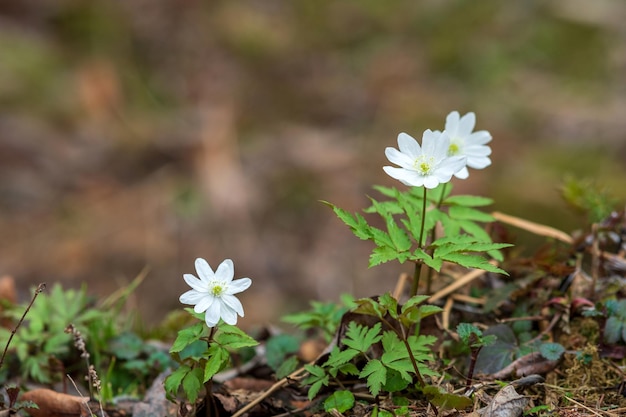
[1,0,625,327]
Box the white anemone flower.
[180,258,251,327]
[443,111,492,179]
[383,130,467,189]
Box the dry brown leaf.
[20,388,91,417]
[480,385,528,417]
[490,352,559,380]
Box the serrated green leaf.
[378,293,399,319]
[324,390,355,413]
[440,253,509,275]
[215,324,259,349]
[457,219,492,241]
[369,246,405,267]
[343,322,382,352]
[386,217,412,252]
[204,345,230,382]
[324,347,360,371]
[372,185,400,199]
[275,355,300,379]
[411,248,442,271]
[170,322,205,353]
[164,365,190,399]
[303,364,329,400]
[456,323,482,345]
[359,359,386,396]
[322,201,371,240]
[444,195,493,207]
[182,367,203,404]
[449,206,495,222]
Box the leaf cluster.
[302,294,441,399]
[164,312,258,403]
[282,295,355,342]
[0,284,117,384]
[323,184,511,274]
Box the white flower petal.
[194,258,214,282]
[204,300,222,327]
[183,274,207,292]
[397,133,421,158]
[445,111,460,132]
[453,167,470,179]
[227,278,252,295]
[383,166,423,187]
[179,289,206,305]
[220,305,238,325]
[421,129,438,156]
[422,176,440,189]
[194,295,215,313]
[385,147,415,168]
[222,294,245,316]
[458,112,476,135]
[468,131,492,145]
[215,259,235,283]
[467,157,492,169]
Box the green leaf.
[324,347,360,371]
[170,322,205,353]
[411,248,442,271]
[449,206,495,222]
[322,201,372,240]
[204,345,230,382]
[324,390,355,413]
[444,195,493,207]
[302,364,329,400]
[385,217,412,252]
[439,253,509,275]
[182,367,204,404]
[359,359,386,396]
[422,385,473,410]
[604,316,623,344]
[276,355,300,379]
[164,365,190,400]
[369,246,405,267]
[456,323,482,345]
[266,334,300,371]
[539,342,565,361]
[343,322,382,353]
[215,324,259,349]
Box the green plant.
[302,293,472,411]
[164,310,258,406]
[456,323,496,390]
[602,299,626,344]
[0,283,116,384]
[282,294,355,342]
[165,258,257,413]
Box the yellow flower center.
[210,282,225,296]
[413,156,435,175]
[448,138,462,156]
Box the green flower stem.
[204,325,218,416]
[417,187,428,247]
[411,187,429,297]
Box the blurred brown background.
[1,0,625,329]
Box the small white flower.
[384,130,467,189]
[179,258,251,327]
[443,111,492,179]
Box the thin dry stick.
[392,272,410,300]
[428,264,494,303]
[231,365,309,417]
[562,395,614,417]
[0,282,46,371]
[491,211,573,244]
